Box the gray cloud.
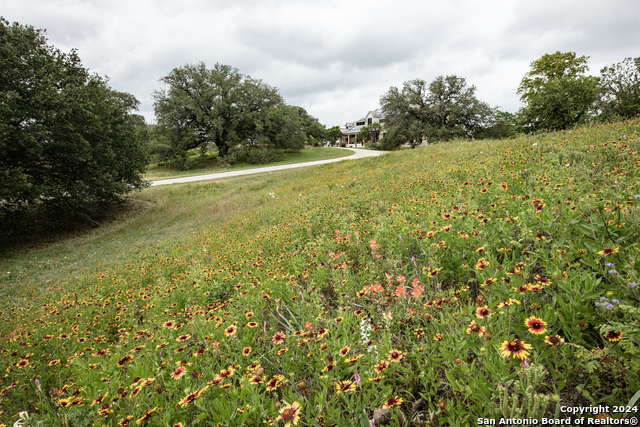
[3,0,639,127]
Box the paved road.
[149,147,388,186]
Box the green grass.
[144,147,354,181]
[1,120,640,426]
[0,148,354,293]
[0,173,291,297]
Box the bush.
[217,152,237,168]
[247,148,284,164]
[183,155,207,170]
[217,144,248,168]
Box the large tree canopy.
[153,63,308,158]
[380,75,493,149]
[599,57,640,119]
[0,18,149,235]
[294,106,326,144]
[517,51,600,132]
[260,104,306,150]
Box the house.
[337,108,387,146]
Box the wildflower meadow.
[1,120,640,426]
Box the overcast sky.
[3,0,639,127]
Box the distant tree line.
[377,51,640,149]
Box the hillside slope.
[2,120,639,426]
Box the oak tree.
[599,57,640,119]
[517,51,600,131]
[153,62,304,159]
[380,75,493,149]
[0,18,149,236]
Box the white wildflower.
[360,317,378,361]
[14,412,30,427]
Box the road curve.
[149,147,388,186]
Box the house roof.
[343,109,386,131]
[343,125,364,135]
[369,108,385,118]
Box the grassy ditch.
[0,173,290,297]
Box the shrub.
[247,148,284,164]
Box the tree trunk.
[217,143,229,157]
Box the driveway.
[149,147,388,186]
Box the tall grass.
[0,174,289,297]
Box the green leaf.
[360,409,371,427]
[626,389,640,411]
[575,224,596,237]
[557,379,567,393]
[581,290,602,301]
[445,370,460,390]
[583,240,598,252]
[581,257,600,271]
[557,281,572,294]
[553,294,567,310]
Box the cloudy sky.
[3,0,639,127]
